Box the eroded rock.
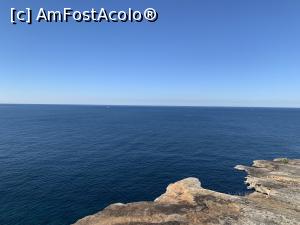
[73,158,300,225]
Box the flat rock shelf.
[73,158,300,225]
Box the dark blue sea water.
[0,105,300,225]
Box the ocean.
[0,104,299,225]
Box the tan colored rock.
[154,178,201,205]
[73,158,300,225]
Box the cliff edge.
[73,158,300,225]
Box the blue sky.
[1,0,300,107]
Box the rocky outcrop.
[73,158,300,225]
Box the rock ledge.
[73,158,300,225]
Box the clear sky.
[1,0,300,107]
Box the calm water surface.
[0,105,299,225]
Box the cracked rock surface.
[73,158,300,225]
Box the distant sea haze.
[0,105,299,225]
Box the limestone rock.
[73,158,300,225]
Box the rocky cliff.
[73,158,300,225]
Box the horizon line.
[0,102,300,109]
